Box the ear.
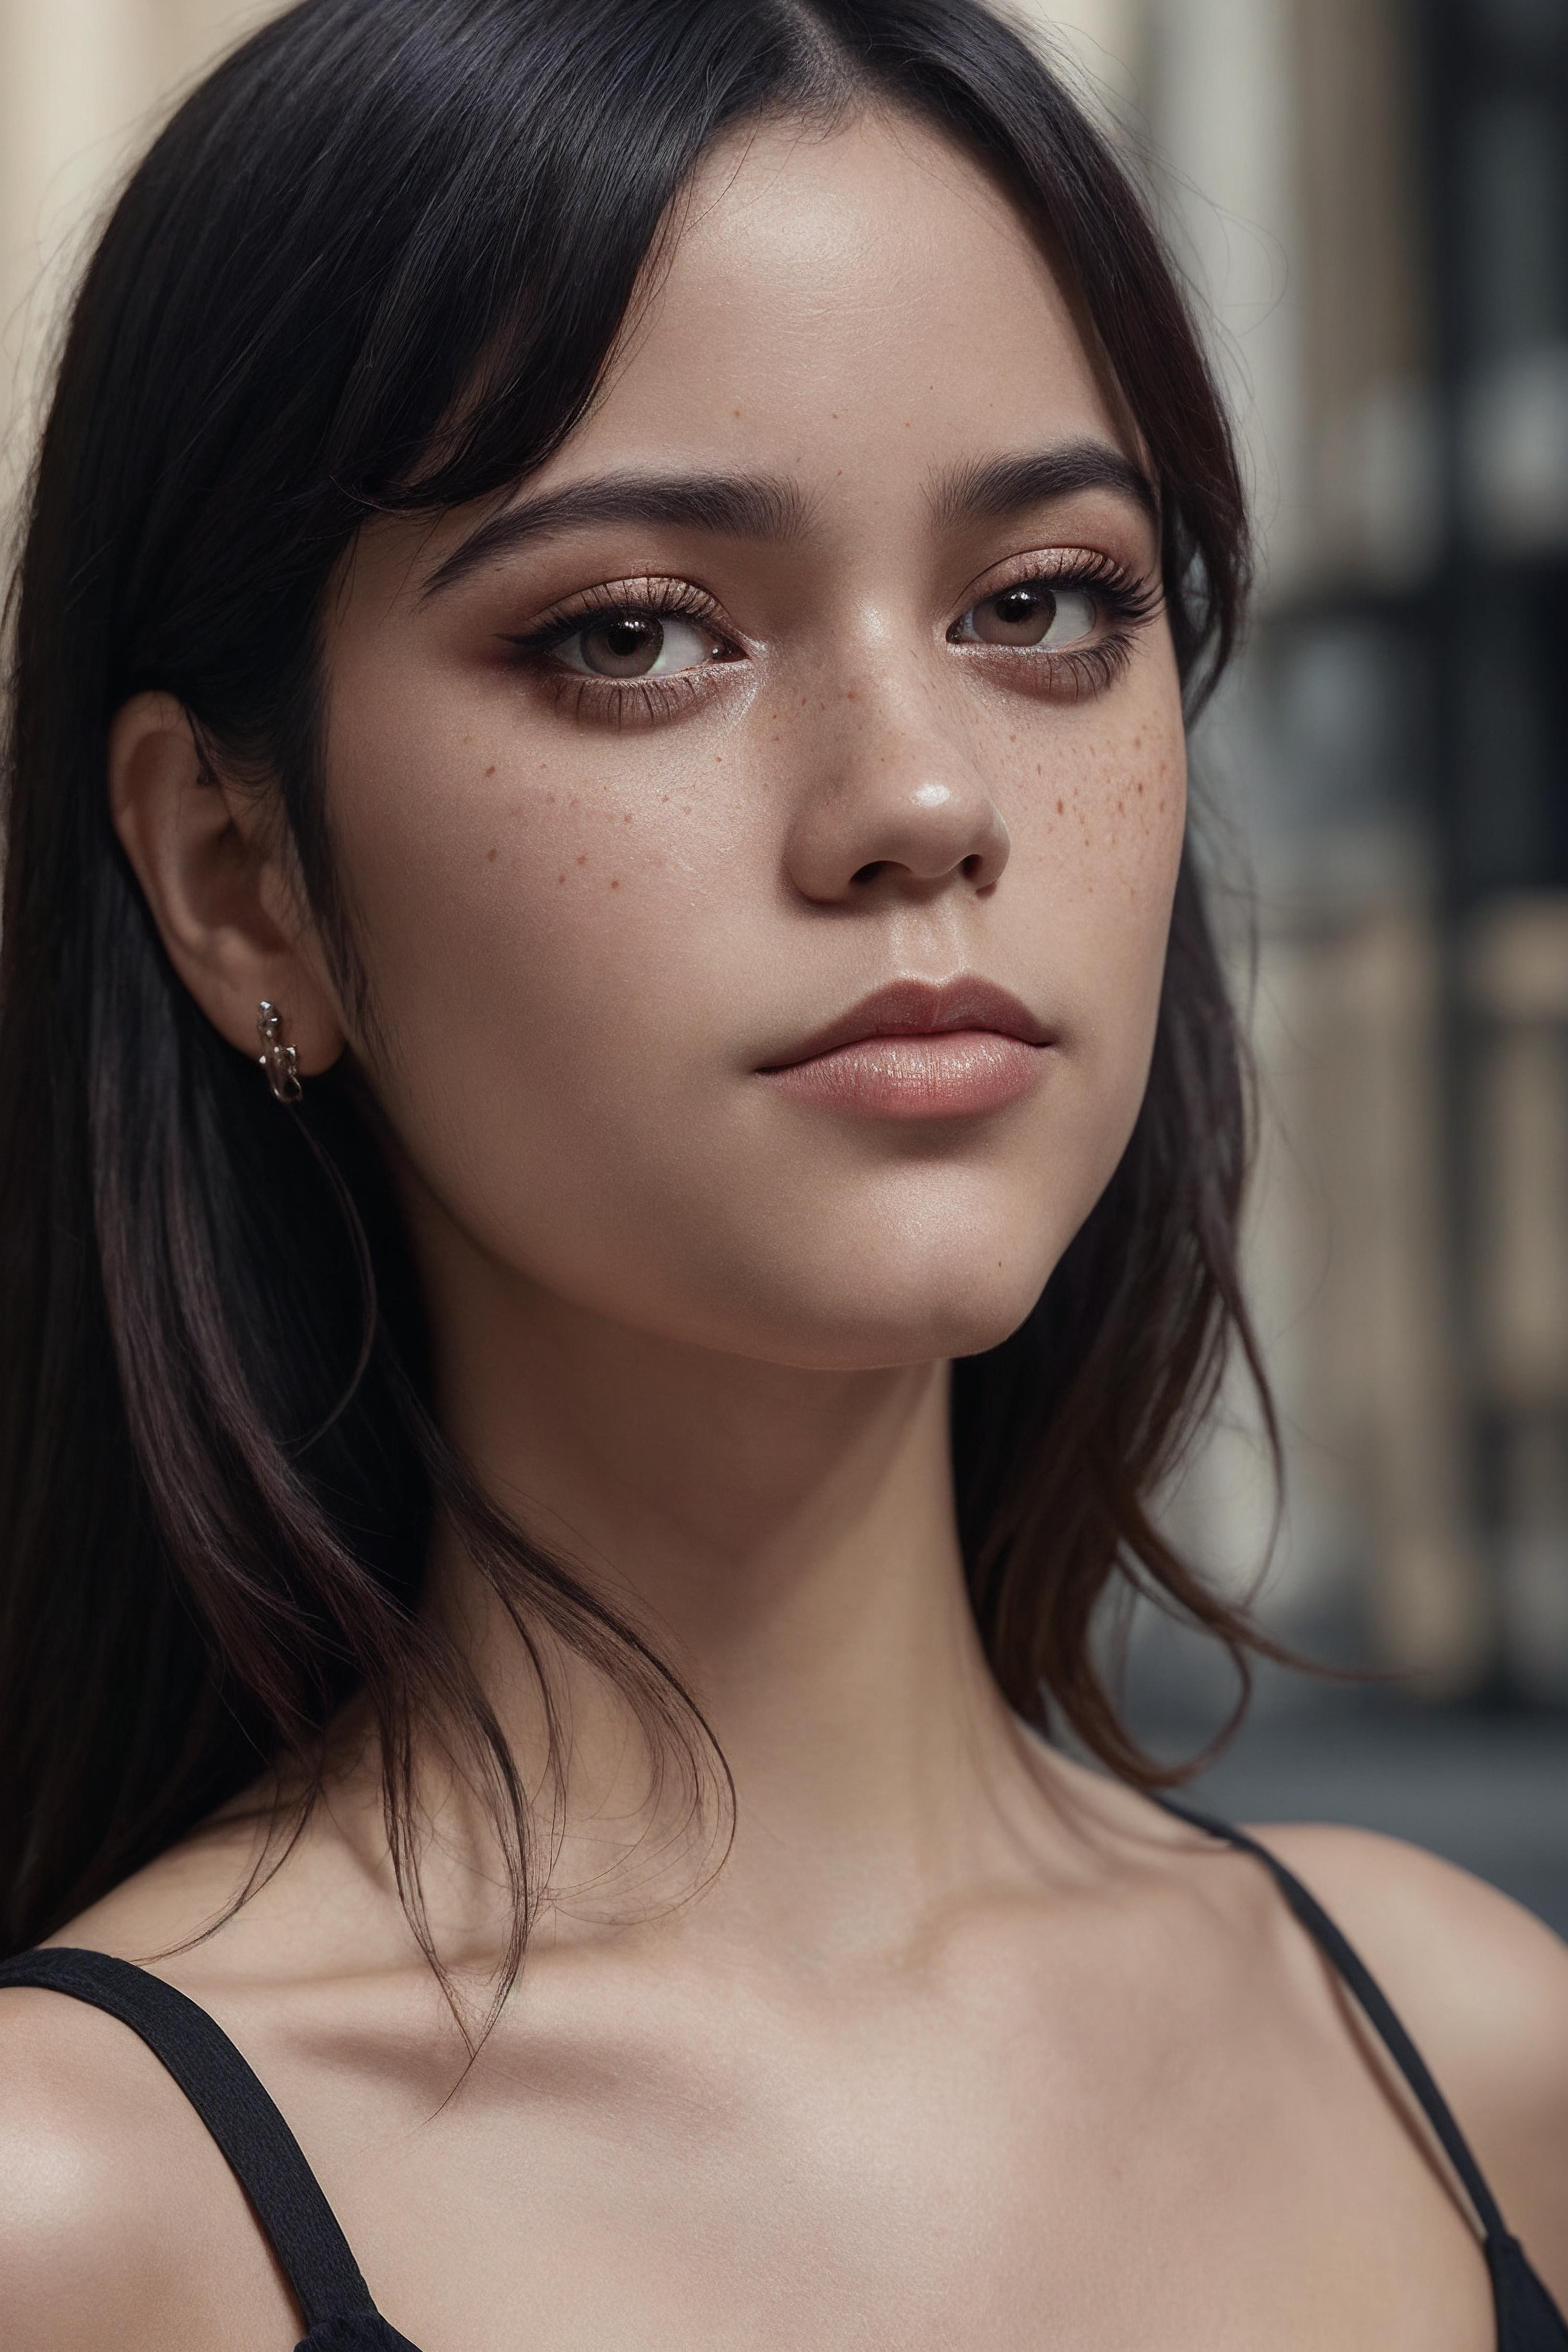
[107,691,348,1076]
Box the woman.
[0,0,1563,2343]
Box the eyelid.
[943,547,1163,705]
[501,573,742,658]
[955,543,1162,617]
[500,576,749,727]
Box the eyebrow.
[420,470,813,600]
[419,437,1160,602]
[931,441,1160,532]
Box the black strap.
[10,1874,1564,2352]
[0,1946,377,2331]
[1490,2233,1568,2350]
[1154,1797,1511,2243]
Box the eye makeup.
[500,544,1164,725]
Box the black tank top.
[0,1803,1563,2351]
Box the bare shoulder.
[0,1980,205,2346]
[0,1828,308,2348]
[1255,1822,1568,2095]
[1258,1821,1568,2289]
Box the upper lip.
[760,977,1054,1069]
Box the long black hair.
[0,0,1271,1969]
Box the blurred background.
[0,0,1564,1921]
[1030,0,1568,1928]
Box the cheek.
[1013,688,1188,1011]
[1017,696,1186,890]
[323,686,774,1247]
[999,689,1188,1204]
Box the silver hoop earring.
[256,1000,303,1104]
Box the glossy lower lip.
[756,974,1054,1120]
[761,1030,1047,1119]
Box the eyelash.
[950,549,1165,702]
[502,552,1163,723]
[503,578,736,727]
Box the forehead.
[338,107,1149,621]
[555,106,1131,496]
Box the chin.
[819,1286,1044,1372]
[722,1237,1060,1373]
[619,1159,1099,1372]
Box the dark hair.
[0,0,1273,1969]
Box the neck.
[416,1241,1038,1953]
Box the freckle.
[732,407,741,418]
[610,878,620,890]
[623,811,633,822]
[485,847,497,862]
[1056,798,1065,816]
[557,871,566,884]
[845,689,857,702]
[484,764,496,777]
[576,852,588,866]
[714,754,723,764]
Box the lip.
[758,977,1054,1121]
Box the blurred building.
[2,0,1567,1709]
[1033,0,1568,1708]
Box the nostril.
[961,852,984,880]
[851,860,889,886]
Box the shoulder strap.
[0,1946,378,2334]
[1153,1797,1510,2242]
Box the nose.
[782,678,1011,906]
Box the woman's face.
[324,109,1186,1370]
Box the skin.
[0,107,1566,2352]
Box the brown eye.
[554,613,719,678]
[953,583,1098,649]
